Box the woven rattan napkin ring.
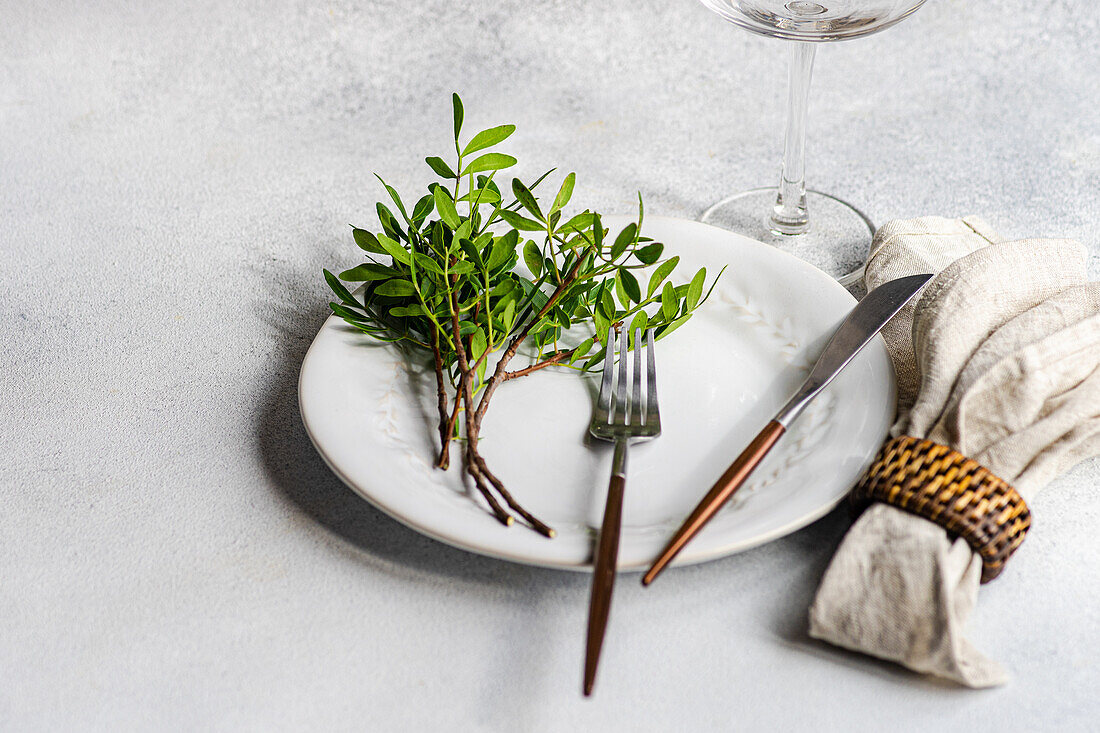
[851,435,1031,583]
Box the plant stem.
[473,456,555,538]
[502,348,575,381]
[449,290,513,527]
[450,284,557,536]
[466,460,509,527]
[430,331,453,470]
[437,389,463,470]
[473,254,585,426]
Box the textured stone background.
[2,1,1098,730]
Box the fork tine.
[614,326,629,424]
[645,328,659,428]
[594,327,616,424]
[631,328,643,425]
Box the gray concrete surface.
[2,1,1098,730]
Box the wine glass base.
[700,187,875,287]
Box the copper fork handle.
[584,469,626,696]
[642,420,786,586]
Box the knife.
[641,273,932,586]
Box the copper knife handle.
[642,420,786,586]
[584,472,626,696]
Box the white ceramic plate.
[299,216,895,571]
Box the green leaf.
[512,178,544,221]
[376,203,404,242]
[344,321,394,338]
[390,304,427,317]
[590,281,605,312]
[614,270,629,309]
[518,279,550,318]
[477,176,502,197]
[340,263,394,281]
[411,194,435,224]
[459,187,501,205]
[634,242,664,265]
[570,337,594,364]
[647,255,679,297]
[433,187,461,229]
[661,281,677,321]
[697,265,726,308]
[375,279,417,297]
[551,172,575,215]
[618,267,641,304]
[523,241,543,276]
[329,302,367,322]
[453,219,473,242]
[628,311,648,341]
[455,217,477,241]
[525,168,557,192]
[543,256,559,284]
[412,252,444,275]
[560,211,595,233]
[657,313,692,340]
[375,175,410,222]
[352,227,385,254]
[462,153,517,176]
[470,328,487,361]
[376,234,411,265]
[502,299,517,331]
[461,124,516,156]
[452,92,464,140]
[490,278,517,300]
[324,269,361,309]
[559,292,581,317]
[557,234,585,251]
[686,267,706,310]
[487,230,519,271]
[473,229,493,251]
[592,307,609,342]
[610,223,637,260]
[498,209,543,231]
[425,156,457,179]
[600,286,615,319]
[582,347,608,372]
[459,238,483,268]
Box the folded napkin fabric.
[808,216,1100,687]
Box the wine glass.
[697,0,927,284]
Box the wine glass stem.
[771,41,817,236]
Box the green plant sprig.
[324,93,722,536]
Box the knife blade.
[641,273,932,586]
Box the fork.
[583,326,661,696]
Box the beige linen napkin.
[808,216,1100,687]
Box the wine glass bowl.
[700,0,927,42]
